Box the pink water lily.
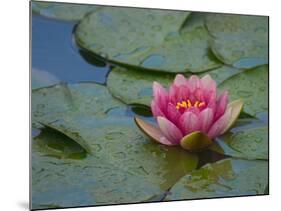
[135,74,243,151]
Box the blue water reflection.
[32,13,109,85]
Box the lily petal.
[174,74,187,86]
[167,103,181,124]
[151,100,164,118]
[180,131,213,151]
[199,108,214,133]
[201,74,216,94]
[134,117,175,146]
[153,81,168,113]
[208,106,232,139]
[215,91,229,120]
[221,99,244,134]
[187,75,200,92]
[157,116,183,144]
[179,111,200,134]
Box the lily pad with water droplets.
[32,1,100,21]
[37,116,198,190]
[107,65,243,106]
[206,14,268,68]
[32,82,127,133]
[165,158,268,201]
[218,65,268,119]
[32,142,164,209]
[75,10,221,73]
[210,124,268,160]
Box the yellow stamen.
[175,100,206,110]
[198,102,205,107]
[187,100,192,108]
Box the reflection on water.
[32,13,110,84]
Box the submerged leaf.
[165,158,268,200]
[211,124,268,160]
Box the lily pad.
[210,124,268,160]
[32,1,100,21]
[218,65,268,118]
[32,146,164,209]
[165,158,268,200]
[107,65,242,106]
[75,9,221,73]
[32,68,60,89]
[33,127,87,159]
[107,67,174,106]
[32,82,126,129]
[37,116,199,190]
[206,14,268,68]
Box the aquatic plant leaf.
[218,65,268,119]
[107,66,242,106]
[32,1,100,21]
[75,10,221,72]
[38,116,198,190]
[210,125,268,160]
[31,147,164,209]
[32,82,126,135]
[165,158,268,200]
[32,68,60,89]
[206,14,268,68]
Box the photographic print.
[31,1,269,210]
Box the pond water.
[32,14,109,84]
[31,12,228,168]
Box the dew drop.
[92,144,102,152]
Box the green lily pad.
[32,1,100,21]
[107,67,174,106]
[38,116,198,190]
[32,145,164,209]
[165,158,268,200]
[210,125,268,160]
[32,82,126,129]
[75,9,221,73]
[32,68,60,89]
[206,14,268,68]
[218,65,268,118]
[107,65,242,106]
[33,127,87,159]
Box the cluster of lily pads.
[32,2,268,210]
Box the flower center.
[176,100,205,110]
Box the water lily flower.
[135,74,243,151]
